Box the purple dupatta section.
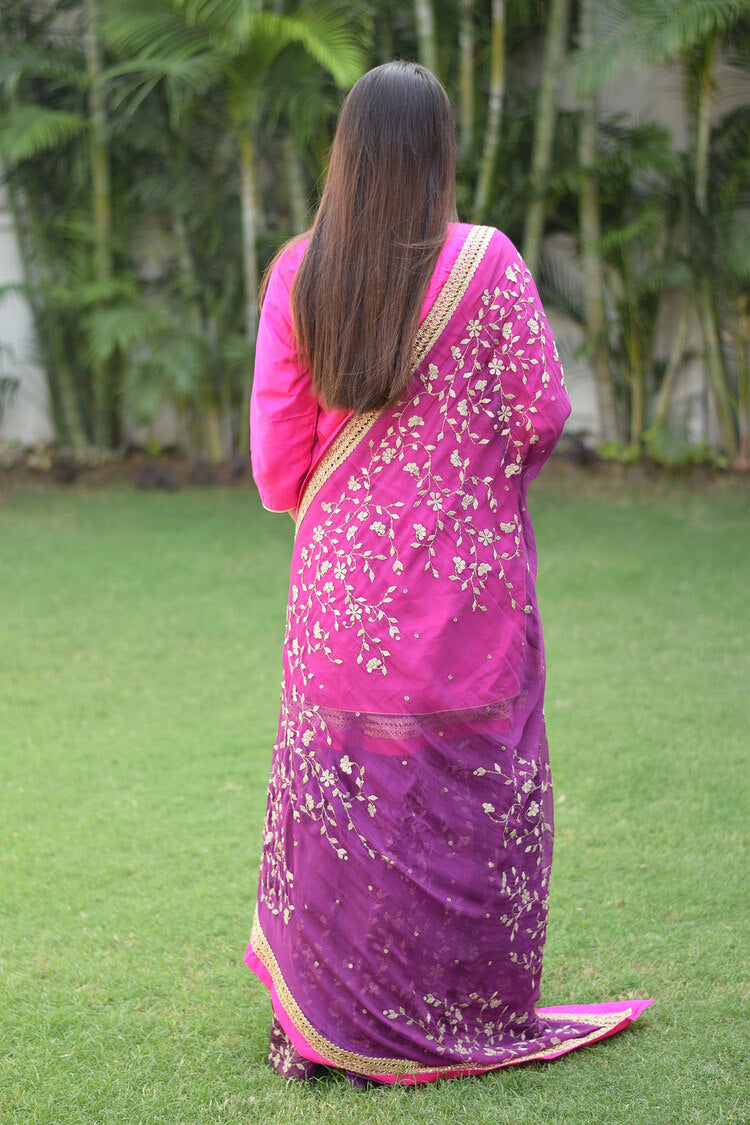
[245,226,652,1081]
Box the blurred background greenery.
[0,0,748,468]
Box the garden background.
[1,3,749,1124]
[0,0,749,467]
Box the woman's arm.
[249,246,318,513]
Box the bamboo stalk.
[413,0,438,77]
[523,0,570,273]
[473,0,505,221]
[734,295,749,469]
[458,0,475,160]
[689,35,737,457]
[84,0,116,448]
[283,132,308,234]
[577,0,618,442]
[697,277,738,458]
[7,176,88,446]
[238,131,260,457]
[650,296,690,432]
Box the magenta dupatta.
[246,225,652,1083]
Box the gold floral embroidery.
[296,225,494,533]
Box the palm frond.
[83,302,173,365]
[573,0,750,94]
[0,44,84,95]
[0,105,88,163]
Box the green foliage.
[2,0,749,459]
[0,104,89,161]
[572,0,750,93]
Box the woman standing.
[246,61,651,1086]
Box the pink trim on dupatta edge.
[246,939,653,1085]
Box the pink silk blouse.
[250,222,471,513]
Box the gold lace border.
[295,224,496,533]
[250,911,632,1078]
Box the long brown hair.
[287,61,457,413]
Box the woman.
[246,61,651,1086]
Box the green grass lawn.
[1,478,747,1124]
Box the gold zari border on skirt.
[250,912,632,1077]
[295,224,496,533]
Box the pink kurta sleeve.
[250,243,318,512]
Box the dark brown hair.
[285,61,457,413]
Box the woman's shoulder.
[450,222,523,269]
[269,234,311,292]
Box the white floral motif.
[259,703,382,922]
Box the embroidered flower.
[339,755,353,774]
[312,525,325,543]
[301,729,314,747]
[450,450,463,468]
[426,493,444,512]
[404,462,420,477]
[427,363,439,381]
[483,803,495,815]
[504,462,521,478]
[413,523,427,541]
[347,475,361,491]
[457,400,469,417]
[467,318,482,338]
[489,356,504,378]
[366,657,383,673]
[498,405,512,423]
[478,528,494,546]
[477,562,492,576]
[453,557,466,574]
[381,448,396,463]
[370,521,387,535]
[334,561,347,581]
[407,416,424,428]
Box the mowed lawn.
[1,477,747,1125]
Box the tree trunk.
[458,0,475,160]
[522,0,570,273]
[473,0,505,221]
[577,0,618,442]
[238,131,260,457]
[413,0,438,77]
[84,0,116,448]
